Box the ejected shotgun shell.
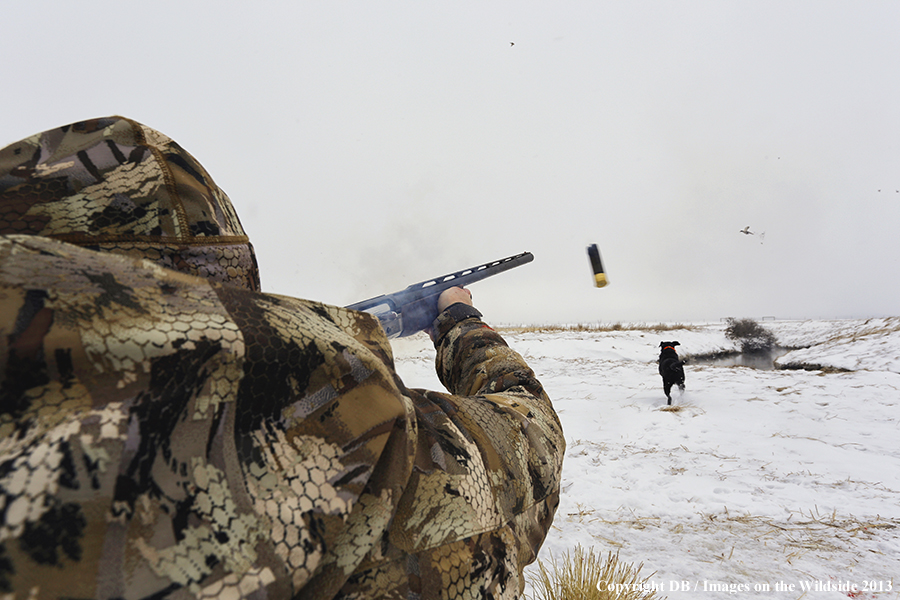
[587,244,608,287]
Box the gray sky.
[4,1,899,324]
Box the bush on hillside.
[724,318,778,353]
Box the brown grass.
[527,545,662,600]
[498,323,699,334]
[563,505,898,570]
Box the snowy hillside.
[391,318,900,598]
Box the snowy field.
[391,317,900,599]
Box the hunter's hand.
[437,286,473,312]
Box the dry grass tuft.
[527,545,661,600]
[659,402,705,415]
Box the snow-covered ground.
[391,317,900,598]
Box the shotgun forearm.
[346,252,534,338]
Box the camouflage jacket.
[0,119,564,600]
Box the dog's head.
[659,341,680,355]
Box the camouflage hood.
[0,116,260,291]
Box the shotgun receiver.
[346,251,534,338]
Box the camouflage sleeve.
[340,306,566,599]
[292,302,566,600]
[432,303,549,400]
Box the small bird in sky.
[739,226,754,235]
[510,41,515,46]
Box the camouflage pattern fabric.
[0,119,564,599]
[0,116,260,291]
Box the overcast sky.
[4,1,899,325]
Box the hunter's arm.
[433,304,548,401]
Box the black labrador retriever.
[658,341,685,405]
